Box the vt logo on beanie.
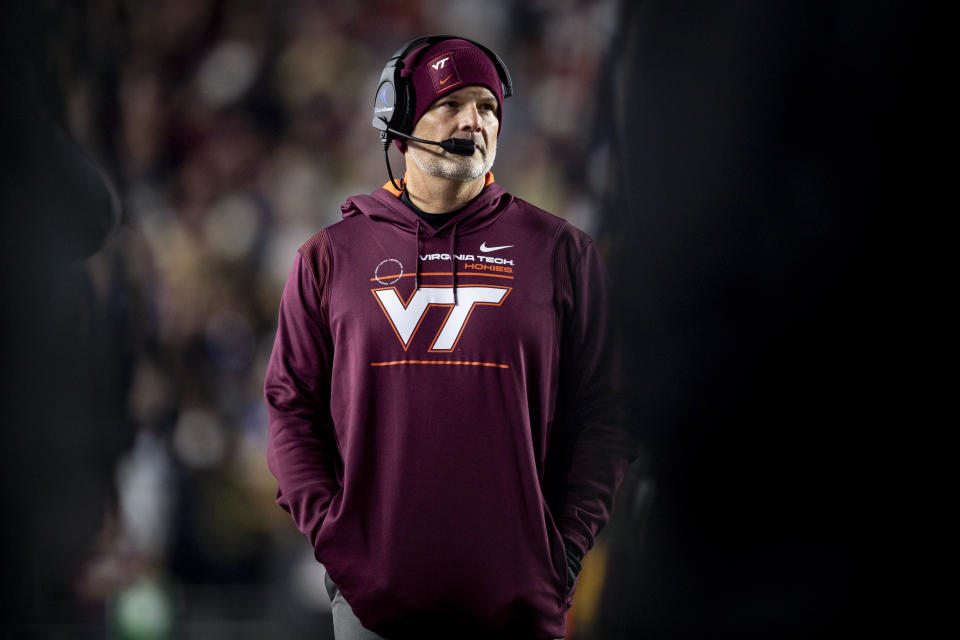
[426,52,462,94]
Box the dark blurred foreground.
[596,1,918,637]
[1,3,128,636]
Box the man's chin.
[433,161,487,182]
[409,147,493,181]
[442,169,486,182]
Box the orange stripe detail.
[370,360,509,369]
[381,171,495,197]
[370,271,513,282]
[381,175,406,197]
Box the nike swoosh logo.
[480,242,513,252]
[439,74,453,85]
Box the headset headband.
[372,34,513,137]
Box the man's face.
[406,85,499,182]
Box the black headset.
[372,34,513,145]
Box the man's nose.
[458,103,481,132]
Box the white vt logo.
[373,285,509,351]
[431,57,450,71]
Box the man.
[265,36,639,640]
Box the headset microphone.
[436,137,476,156]
[381,122,477,156]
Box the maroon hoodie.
[265,173,638,639]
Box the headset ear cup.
[396,77,416,135]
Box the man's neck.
[403,166,486,214]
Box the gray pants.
[324,571,386,640]
[322,571,564,640]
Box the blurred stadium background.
[2,0,917,638]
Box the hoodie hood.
[340,171,509,236]
[340,172,512,306]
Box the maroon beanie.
[395,38,504,153]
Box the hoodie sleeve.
[264,238,341,556]
[553,233,640,562]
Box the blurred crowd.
[9,0,627,637]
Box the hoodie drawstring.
[414,219,422,293]
[449,221,458,306]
